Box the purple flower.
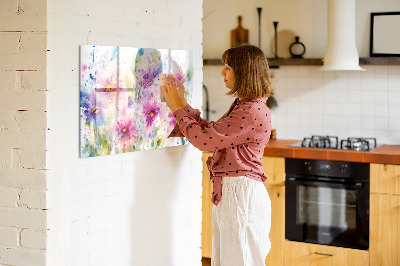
[82,93,103,123]
[135,49,162,90]
[142,100,161,127]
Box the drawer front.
[284,241,369,266]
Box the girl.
[162,44,273,266]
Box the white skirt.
[212,176,271,266]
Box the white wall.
[203,0,400,145]
[0,0,48,265]
[203,0,400,58]
[47,0,203,266]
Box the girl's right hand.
[167,75,187,108]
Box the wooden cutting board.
[231,16,249,48]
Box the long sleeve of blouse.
[168,104,210,138]
[173,106,256,152]
[172,97,271,206]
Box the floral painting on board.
[80,45,193,158]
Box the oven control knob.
[340,164,347,174]
[304,162,312,171]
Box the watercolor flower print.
[80,45,193,158]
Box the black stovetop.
[289,135,382,151]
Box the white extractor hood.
[320,0,365,71]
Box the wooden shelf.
[359,57,400,65]
[268,58,323,67]
[203,58,323,67]
[203,57,400,67]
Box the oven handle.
[286,177,364,189]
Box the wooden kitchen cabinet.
[370,163,400,266]
[264,184,285,266]
[262,156,285,266]
[370,163,400,195]
[284,241,369,266]
[261,156,285,186]
[370,193,400,266]
[202,152,213,258]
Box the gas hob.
[289,135,382,151]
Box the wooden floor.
[202,257,211,266]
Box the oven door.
[285,177,369,250]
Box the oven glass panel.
[297,186,357,230]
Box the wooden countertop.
[263,139,400,165]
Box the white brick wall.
[47,1,203,266]
[0,0,48,265]
[3,0,203,264]
[21,229,47,250]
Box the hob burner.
[291,136,379,151]
[340,137,377,151]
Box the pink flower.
[116,119,137,141]
[174,72,185,85]
[168,111,177,128]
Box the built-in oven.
[285,158,370,250]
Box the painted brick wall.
[0,0,48,265]
[46,0,203,266]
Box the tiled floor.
[202,257,211,266]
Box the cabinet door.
[284,241,369,266]
[370,163,400,195]
[261,156,285,185]
[202,152,213,258]
[370,193,400,266]
[264,185,284,266]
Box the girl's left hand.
[161,75,184,113]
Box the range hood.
[320,0,365,71]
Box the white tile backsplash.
[361,104,375,117]
[362,90,375,104]
[389,104,400,117]
[389,117,400,131]
[388,75,400,91]
[374,77,388,91]
[388,91,400,104]
[348,90,362,104]
[374,65,388,77]
[204,65,400,144]
[375,104,389,117]
[374,90,388,104]
[286,77,299,89]
[389,131,400,143]
[336,103,349,116]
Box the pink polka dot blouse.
[169,97,271,206]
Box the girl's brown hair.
[221,44,273,99]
